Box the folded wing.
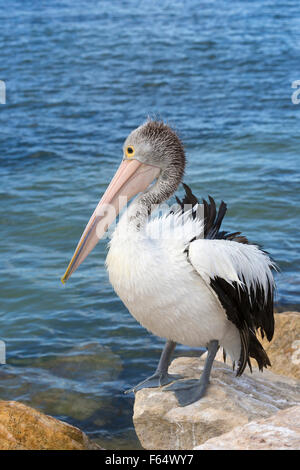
[176,184,276,376]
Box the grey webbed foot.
[124,372,183,394]
[125,339,179,394]
[163,340,219,407]
[163,378,209,406]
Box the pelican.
[61,120,276,406]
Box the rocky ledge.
[195,405,300,450]
[0,400,101,450]
[133,312,300,450]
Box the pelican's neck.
[118,192,159,233]
[116,177,176,235]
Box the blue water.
[0,0,299,449]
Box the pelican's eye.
[125,145,135,158]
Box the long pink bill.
[61,159,160,283]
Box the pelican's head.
[61,120,185,283]
[124,120,185,192]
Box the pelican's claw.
[163,378,209,406]
[124,373,182,394]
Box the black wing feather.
[176,183,274,375]
[175,183,248,243]
[210,276,274,375]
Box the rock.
[0,400,102,450]
[195,405,300,450]
[261,312,300,380]
[133,357,300,450]
[29,388,109,422]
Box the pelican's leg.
[125,340,182,394]
[163,340,219,406]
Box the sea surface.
[0,0,299,449]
